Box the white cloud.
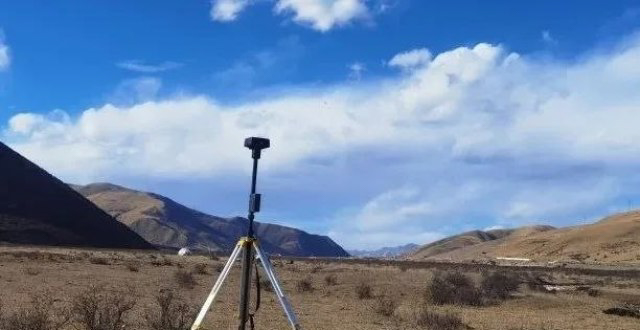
[210,0,252,21]
[210,0,370,31]
[6,35,640,248]
[274,0,369,32]
[117,60,183,73]
[0,31,10,71]
[388,48,431,69]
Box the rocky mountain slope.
[73,183,349,257]
[0,142,153,249]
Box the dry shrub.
[480,271,521,300]
[151,257,173,267]
[193,263,208,275]
[355,282,373,300]
[296,278,314,293]
[587,288,601,297]
[144,289,196,330]
[374,296,397,317]
[415,309,464,330]
[89,257,110,265]
[125,262,140,272]
[23,267,41,276]
[1,293,69,330]
[260,279,273,292]
[324,274,338,286]
[427,272,483,306]
[214,264,224,273]
[310,266,322,273]
[174,270,197,289]
[72,285,136,330]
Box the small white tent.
[178,247,191,256]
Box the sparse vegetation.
[427,271,483,306]
[23,266,41,276]
[174,270,197,289]
[2,246,640,329]
[0,293,69,330]
[260,278,273,292]
[373,295,397,317]
[72,285,136,330]
[414,309,464,330]
[355,282,373,299]
[193,263,208,275]
[125,262,140,272]
[480,271,521,300]
[296,278,314,293]
[144,289,196,330]
[89,257,110,265]
[324,274,338,286]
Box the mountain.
[410,211,640,263]
[0,142,153,249]
[409,226,555,260]
[349,243,420,258]
[73,183,349,257]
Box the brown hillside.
[73,183,349,257]
[414,212,640,263]
[411,226,554,260]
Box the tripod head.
[244,137,270,159]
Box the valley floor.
[0,246,639,329]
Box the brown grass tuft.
[174,270,197,289]
[374,295,397,317]
[415,309,464,329]
[324,274,338,286]
[355,282,373,300]
[296,278,314,293]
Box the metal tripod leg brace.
[190,237,301,330]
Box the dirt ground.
[1,246,639,330]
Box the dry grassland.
[0,246,639,329]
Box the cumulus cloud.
[210,0,252,21]
[388,48,431,69]
[210,0,370,31]
[117,60,183,73]
[274,0,369,32]
[0,31,10,71]
[6,35,640,248]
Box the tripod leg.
[237,239,253,330]
[253,242,301,330]
[191,241,244,330]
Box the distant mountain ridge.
[0,142,153,249]
[73,183,349,257]
[349,243,420,258]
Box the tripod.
[190,137,301,330]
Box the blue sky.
[1,1,640,249]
